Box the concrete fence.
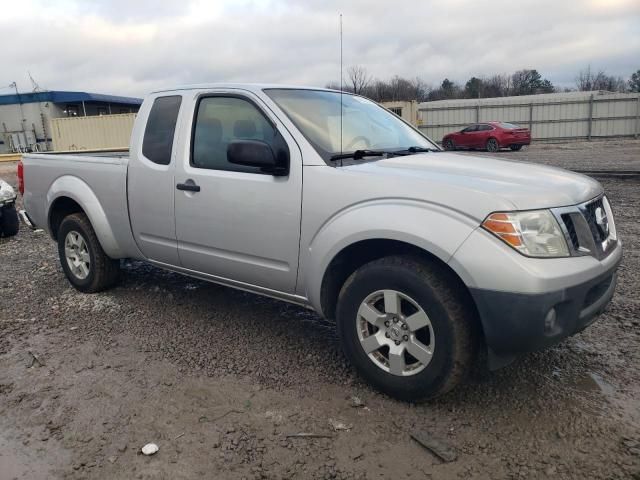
[50,113,136,151]
[383,91,640,143]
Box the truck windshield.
[264,89,438,163]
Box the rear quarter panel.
[22,154,142,259]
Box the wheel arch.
[302,200,480,313]
[46,176,125,258]
[486,136,500,149]
[318,238,481,331]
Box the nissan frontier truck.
[19,85,621,401]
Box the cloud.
[0,0,638,97]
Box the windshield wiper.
[391,146,440,155]
[329,149,387,161]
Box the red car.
[442,122,531,152]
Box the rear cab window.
[142,95,182,165]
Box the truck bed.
[21,151,140,259]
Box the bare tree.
[346,65,371,95]
[411,77,431,102]
[481,74,511,97]
[576,65,598,91]
[325,81,345,91]
[630,69,640,93]
[575,66,625,92]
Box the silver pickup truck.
[20,84,622,401]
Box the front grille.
[561,213,580,250]
[583,197,607,244]
[553,195,616,260]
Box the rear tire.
[486,138,499,152]
[510,144,524,151]
[0,206,19,237]
[57,213,119,293]
[336,255,478,402]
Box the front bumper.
[469,248,621,368]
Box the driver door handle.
[176,182,201,192]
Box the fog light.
[544,308,557,334]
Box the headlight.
[482,209,569,258]
[0,180,16,204]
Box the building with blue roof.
[0,90,142,153]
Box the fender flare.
[301,199,479,313]
[46,175,126,258]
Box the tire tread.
[58,213,119,293]
[337,254,478,401]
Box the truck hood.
[345,152,603,211]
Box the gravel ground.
[457,138,640,172]
[0,141,639,479]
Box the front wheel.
[486,138,499,152]
[57,213,119,293]
[0,205,19,237]
[510,144,524,151]
[336,255,478,402]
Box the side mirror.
[227,140,288,175]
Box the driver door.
[173,92,303,293]
[457,125,477,147]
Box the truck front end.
[450,194,621,367]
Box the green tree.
[629,70,640,92]
[440,78,459,99]
[539,79,555,93]
[511,69,555,95]
[464,77,483,98]
[512,69,541,95]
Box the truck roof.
[150,83,338,94]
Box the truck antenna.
[339,13,343,165]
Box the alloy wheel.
[356,289,435,376]
[64,230,91,280]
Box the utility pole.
[10,81,26,133]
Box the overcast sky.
[1,0,638,98]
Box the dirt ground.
[1,140,639,479]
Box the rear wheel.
[443,139,455,151]
[0,206,19,237]
[57,213,119,293]
[336,255,477,402]
[510,144,524,151]
[486,138,499,152]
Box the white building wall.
[407,91,640,143]
[0,101,62,153]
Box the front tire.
[0,206,19,237]
[443,139,455,151]
[57,213,119,293]
[336,255,477,402]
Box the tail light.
[17,160,24,195]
